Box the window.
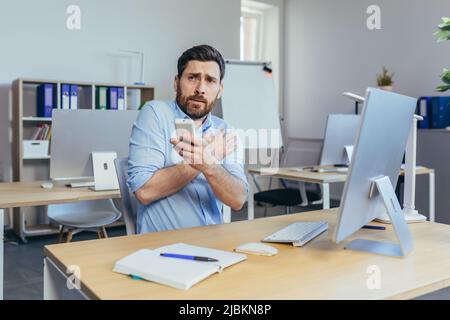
[241,0,281,111]
[240,9,263,61]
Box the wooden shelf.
[106,220,125,228]
[23,156,51,160]
[18,78,59,85]
[18,78,155,90]
[12,77,155,241]
[22,117,52,122]
[22,224,60,237]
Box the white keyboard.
[316,167,348,173]
[66,181,95,188]
[263,222,328,247]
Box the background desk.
[45,209,450,300]
[0,181,121,300]
[248,167,435,222]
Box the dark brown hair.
[177,45,226,81]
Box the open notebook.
[113,243,247,290]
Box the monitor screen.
[50,109,139,181]
[333,88,416,244]
[320,114,361,166]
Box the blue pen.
[362,225,386,230]
[160,253,219,262]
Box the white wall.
[0,0,241,182]
[285,0,450,139]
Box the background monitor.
[320,114,361,166]
[333,88,416,251]
[50,109,139,181]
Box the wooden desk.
[0,181,121,300]
[248,167,435,221]
[44,209,450,300]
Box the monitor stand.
[344,145,353,164]
[345,176,413,258]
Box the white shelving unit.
[23,156,52,160]
[12,78,155,241]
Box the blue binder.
[70,85,78,110]
[61,84,70,110]
[431,97,450,129]
[108,87,118,110]
[36,84,55,117]
[416,96,450,129]
[117,88,125,110]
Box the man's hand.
[170,130,246,210]
[170,130,237,172]
[204,129,238,162]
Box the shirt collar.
[172,100,212,133]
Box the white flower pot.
[379,86,393,91]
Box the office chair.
[252,144,321,217]
[114,157,138,235]
[48,199,122,243]
[254,179,321,216]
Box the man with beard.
[127,45,248,233]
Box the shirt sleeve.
[127,103,166,193]
[221,130,249,194]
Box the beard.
[176,86,218,120]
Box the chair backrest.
[47,199,122,226]
[114,157,138,235]
[281,138,321,168]
[47,199,120,216]
[279,139,321,188]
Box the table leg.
[311,184,324,205]
[0,209,3,300]
[298,182,309,207]
[44,257,88,300]
[322,183,330,210]
[44,257,61,300]
[248,182,255,220]
[429,172,435,222]
[223,205,231,224]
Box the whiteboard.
[220,61,282,149]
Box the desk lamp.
[342,92,427,223]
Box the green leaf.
[442,70,450,84]
[439,24,450,31]
[435,30,450,42]
[436,84,450,92]
[438,17,450,29]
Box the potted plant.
[435,17,450,92]
[376,67,394,91]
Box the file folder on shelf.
[128,89,141,110]
[108,87,118,110]
[431,97,450,129]
[70,85,78,110]
[417,96,450,129]
[61,84,70,110]
[118,88,125,110]
[36,84,55,117]
[417,97,430,129]
[96,87,108,110]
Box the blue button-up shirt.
[127,100,248,233]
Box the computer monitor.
[50,109,139,182]
[332,88,416,257]
[320,114,361,166]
